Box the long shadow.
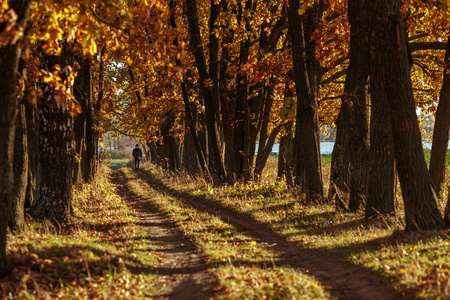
[138,168,417,300]
[109,168,220,299]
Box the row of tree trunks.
[288,0,323,199]
[0,0,32,276]
[185,0,227,185]
[368,0,444,230]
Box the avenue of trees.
[1,0,450,275]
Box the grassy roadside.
[3,155,450,299]
[136,159,450,299]
[123,167,329,299]
[2,161,159,299]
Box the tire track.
[110,169,218,300]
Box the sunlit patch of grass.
[3,163,158,299]
[123,166,330,299]
[107,158,131,170]
[216,265,328,300]
[155,156,448,298]
[351,233,450,298]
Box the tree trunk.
[185,0,227,185]
[345,0,370,210]
[183,124,201,175]
[0,0,32,275]
[288,0,323,199]
[84,74,95,181]
[254,124,282,179]
[25,95,37,210]
[365,92,396,218]
[10,99,28,230]
[30,51,75,223]
[429,37,450,195]
[277,124,294,184]
[368,0,444,230]
[147,141,157,164]
[161,110,180,173]
[73,57,88,184]
[328,0,372,205]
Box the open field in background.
[2,152,450,299]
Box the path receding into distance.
[111,166,417,300]
[111,169,217,299]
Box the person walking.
[132,144,143,170]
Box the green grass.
[3,163,159,299]
[133,159,450,299]
[123,166,330,299]
[5,156,450,299]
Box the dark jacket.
[133,147,142,160]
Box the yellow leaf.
[43,75,53,83]
[2,1,8,10]
[89,40,97,55]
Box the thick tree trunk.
[365,92,396,218]
[368,0,444,230]
[10,101,28,230]
[0,0,32,275]
[429,37,450,195]
[9,57,29,230]
[30,52,74,223]
[330,0,370,209]
[328,105,351,202]
[288,0,323,199]
[345,0,370,210]
[185,0,227,185]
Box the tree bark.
[345,0,370,211]
[185,0,227,185]
[329,0,370,209]
[288,0,323,199]
[429,37,450,195]
[0,0,32,275]
[277,124,294,184]
[84,70,95,182]
[365,89,396,218]
[25,93,37,210]
[29,51,75,223]
[10,99,28,230]
[368,0,444,230]
[72,57,89,184]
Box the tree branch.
[320,68,348,87]
[89,5,122,30]
[409,41,447,52]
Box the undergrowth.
[2,163,158,299]
[123,167,329,299]
[4,155,450,299]
[138,159,450,299]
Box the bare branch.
[409,41,447,52]
[320,68,348,87]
